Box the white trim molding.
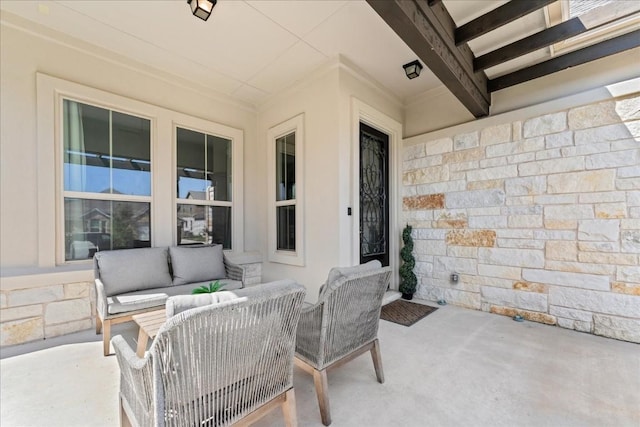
[350,98,403,289]
[267,113,305,266]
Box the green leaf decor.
[192,280,225,294]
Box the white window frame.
[267,114,305,266]
[36,73,244,266]
[173,118,244,251]
[60,98,154,262]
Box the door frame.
[350,98,402,289]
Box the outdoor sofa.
[94,244,248,355]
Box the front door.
[359,122,389,266]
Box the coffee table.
[132,309,166,357]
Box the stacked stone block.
[403,94,640,343]
[0,281,94,346]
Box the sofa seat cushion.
[106,280,244,315]
[188,279,243,292]
[107,292,168,315]
[97,247,172,297]
[169,245,226,286]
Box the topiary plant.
[399,224,417,300]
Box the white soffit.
[247,40,327,94]
[304,1,442,98]
[246,0,347,38]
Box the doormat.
[380,299,438,327]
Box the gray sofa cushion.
[169,245,226,286]
[96,247,172,297]
[188,279,243,292]
[107,292,168,315]
[105,280,243,315]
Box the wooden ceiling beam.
[456,0,557,45]
[475,17,587,71]
[367,0,490,117]
[488,29,640,92]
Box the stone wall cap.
[224,251,262,265]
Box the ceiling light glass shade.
[403,60,423,79]
[188,0,216,21]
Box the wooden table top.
[132,309,166,339]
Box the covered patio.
[1,0,639,425]
[2,301,639,426]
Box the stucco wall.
[255,60,403,299]
[0,21,257,346]
[402,89,640,343]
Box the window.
[62,99,151,260]
[176,127,232,248]
[267,114,304,265]
[276,132,296,251]
[38,73,244,265]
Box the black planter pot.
[401,293,414,300]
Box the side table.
[132,309,166,357]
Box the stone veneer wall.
[402,94,640,343]
[0,279,95,347]
[0,258,263,347]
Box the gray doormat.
[380,299,438,327]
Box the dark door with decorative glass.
[359,123,389,266]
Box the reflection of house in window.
[65,199,150,259]
[83,208,110,233]
[177,188,229,246]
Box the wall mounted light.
[188,0,216,21]
[403,60,423,80]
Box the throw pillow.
[169,245,226,286]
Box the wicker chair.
[112,280,306,427]
[295,263,392,425]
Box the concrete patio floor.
[1,300,639,427]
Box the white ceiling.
[0,0,557,108]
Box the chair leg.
[96,315,103,334]
[281,388,298,427]
[103,319,111,356]
[120,397,133,427]
[370,339,385,384]
[313,368,331,426]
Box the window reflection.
[63,100,151,196]
[176,128,231,202]
[177,204,231,249]
[276,132,295,201]
[277,205,295,251]
[64,198,151,261]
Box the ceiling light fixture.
[403,60,423,80]
[187,0,216,21]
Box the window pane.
[63,100,151,196]
[111,111,151,196]
[64,100,110,193]
[277,205,295,251]
[64,198,151,261]
[177,204,231,249]
[207,135,232,202]
[276,132,295,201]
[177,128,232,202]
